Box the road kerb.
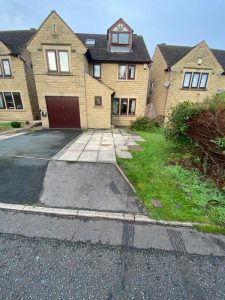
[115,164,137,194]
[0,203,199,228]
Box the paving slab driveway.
[0,129,81,159]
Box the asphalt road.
[0,233,224,300]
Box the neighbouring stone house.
[0,30,40,122]
[150,41,225,119]
[25,11,151,129]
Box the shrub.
[130,116,161,131]
[166,93,225,145]
[11,121,21,128]
[165,101,200,144]
[166,93,225,188]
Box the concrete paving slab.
[39,161,143,213]
[58,150,81,161]
[78,151,98,162]
[56,129,145,163]
[98,151,116,162]
[116,150,133,159]
[69,143,86,151]
[115,145,129,151]
[100,144,114,151]
[84,144,100,151]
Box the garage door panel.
[46,96,81,129]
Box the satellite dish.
[164,80,170,88]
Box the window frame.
[4,92,15,109]
[118,64,127,80]
[127,64,136,80]
[111,32,130,45]
[0,92,6,109]
[112,98,120,115]
[182,72,192,88]
[182,71,209,90]
[120,98,128,115]
[94,96,102,106]
[112,97,137,116]
[46,50,58,72]
[191,72,200,89]
[128,98,136,115]
[46,49,70,74]
[199,73,208,89]
[0,63,2,77]
[118,64,136,80]
[13,92,23,110]
[0,59,12,77]
[0,92,23,110]
[58,50,70,73]
[93,63,101,79]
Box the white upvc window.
[0,59,12,77]
[0,92,23,110]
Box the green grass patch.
[0,122,11,128]
[194,224,225,235]
[117,128,225,225]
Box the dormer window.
[107,18,133,53]
[85,39,95,46]
[111,33,129,44]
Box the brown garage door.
[46,96,81,128]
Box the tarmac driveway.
[0,129,81,205]
[0,129,81,159]
[0,129,144,214]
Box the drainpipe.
[163,68,171,119]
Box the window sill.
[0,76,14,79]
[46,72,72,76]
[118,79,136,82]
[0,109,25,112]
[93,105,104,109]
[112,114,136,117]
[180,88,207,91]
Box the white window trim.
[112,97,137,116]
[0,91,24,111]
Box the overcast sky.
[1,0,225,56]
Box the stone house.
[0,30,40,121]
[150,41,225,118]
[25,11,151,129]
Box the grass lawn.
[118,128,225,225]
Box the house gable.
[26,10,86,54]
[171,41,223,72]
[0,41,10,55]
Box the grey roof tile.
[77,33,151,63]
[0,29,151,63]
[0,29,36,54]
